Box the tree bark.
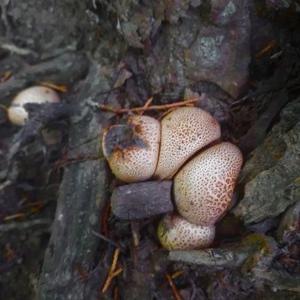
[38,65,111,300]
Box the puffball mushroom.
[157,214,215,250]
[174,142,243,226]
[154,107,221,179]
[102,115,160,183]
[8,86,60,126]
[102,106,243,250]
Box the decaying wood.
[0,218,52,233]
[253,268,300,293]
[169,247,251,268]
[0,52,89,106]
[111,181,173,220]
[38,65,111,300]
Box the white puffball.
[8,86,60,125]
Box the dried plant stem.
[165,274,182,300]
[0,71,12,82]
[101,248,122,293]
[3,213,26,221]
[99,97,200,114]
[139,97,153,115]
[171,270,184,279]
[39,81,68,93]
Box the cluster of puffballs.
[6,86,243,250]
[102,107,243,250]
[7,86,60,126]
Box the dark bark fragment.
[111,181,173,220]
[0,52,89,105]
[169,247,251,269]
[38,65,111,300]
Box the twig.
[110,268,123,277]
[101,248,122,293]
[165,274,182,300]
[138,97,153,115]
[130,221,140,267]
[2,200,46,223]
[3,213,26,222]
[131,221,140,248]
[113,286,120,300]
[0,180,12,192]
[0,41,35,56]
[171,270,184,279]
[101,267,122,293]
[39,81,68,93]
[110,249,120,275]
[255,40,277,59]
[91,230,119,248]
[0,218,52,233]
[99,97,200,114]
[0,71,12,83]
[158,107,177,120]
[22,200,45,208]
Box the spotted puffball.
[102,115,160,183]
[174,142,243,226]
[101,107,243,251]
[154,107,221,179]
[158,214,215,250]
[7,86,60,126]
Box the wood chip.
[111,181,173,220]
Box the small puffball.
[174,142,243,225]
[8,86,60,125]
[157,214,215,250]
[102,115,160,183]
[154,107,221,179]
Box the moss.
[240,233,276,273]
[157,220,170,250]
[264,137,287,161]
[242,233,273,253]
[293,177,300,185]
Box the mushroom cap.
[102,115,160,183]
[174,142,243,225]
[157,214,215,250]
[154,107,221,179]
[8,86,60,125]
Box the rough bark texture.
[111,181,173,220]
[37,65,114,299]
[0,52,89,105]
[234,99,300,224]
